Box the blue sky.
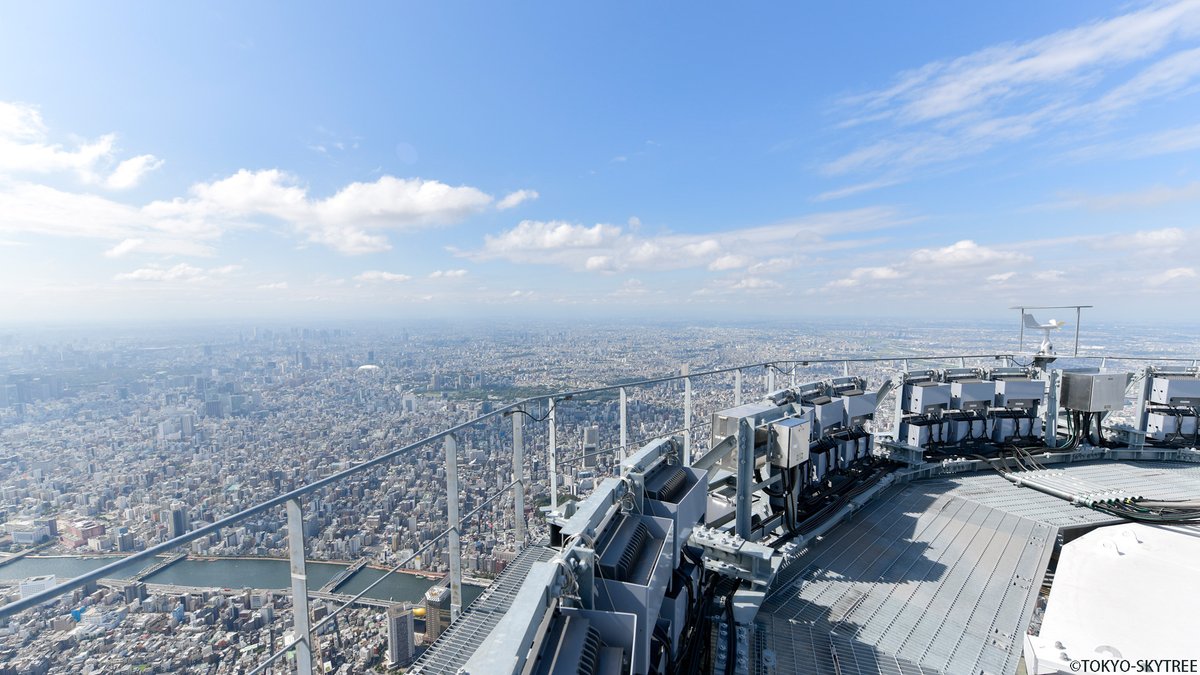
[2,1,1199,322]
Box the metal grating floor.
[755,460,1200,675]
[410,544,559,674]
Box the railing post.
[286,498,313,675]
[1044,370,1059,449]
[736,417,754,540]
[734,369,742,406]
[843,360,850,377]
[683,376,692,465]
[960,357,966,367]
[512,412,525,547]
[445,436,462,622]
[548,398,558,511]
[767,365,775,393]
[619,387,628,464]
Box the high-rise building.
[583,425,599,468]
[167,505,189,539]
[386,604,414,666]
[423,586,451,641]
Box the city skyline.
[3,2,1200,321]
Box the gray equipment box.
[810,396,845,434]
[1061,372,1130,412]
[710,401,787,447]
[768,418,810,468]
[902,382,951,414]
[950,379,995,411]
[1149,376,1200,406]
[843,391,879,426]
[994,379,1044,409]
[1146,412,1199,440]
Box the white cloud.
[428,269,468,279]
[355,271,412,282]
[987,272,1015,283]
[708,254,749,271]
[585,255,618,272]
[105,154,163,189]
[0,101,161,187]
[829,2,1200,175]
[0,103,501,257]
[103,238,145,258]
[730,277,782,291]
[854,1,1200,124]
[479,220,622,254]
[461,208,903,273]
[114,263,239,282]
[145,170,494,255]
[1065,184,1200,211]
[496,189,539,210]
[1106,227,1188,248]
[257,281,288,290]
[747,257,797,275]
[1147,266,1197,286]
[813,178,901,202]
[909,240,1029,266]
[823,265,904,289]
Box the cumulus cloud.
[459,208,903,273]
[428,269,468,279]
[105,154,163,189]
[909,240,1029,266]
[0,101,164,188]
[708,254,750,271]
[0,103,503,257]
[1147,266,1197,286]
[146,170,493,254]
[114,263,239,282]
[824,265,904,289]
[103,238,146,258]
[496,189,539,210]
[355,271,412,282]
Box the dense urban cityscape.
[0,318,1196,672]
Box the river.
[0,556,483,605]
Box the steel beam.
[619,387,628,463]
[684,376,692,465]
[512,413,525,547]
[445,436,462,622]
[286,499,313,675]
[548,398,558,511]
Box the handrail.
[0,350,1178,622]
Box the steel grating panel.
[756,460,1200,675]
[410,545,558,674]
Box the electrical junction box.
[1061,372,1130,412]
[1149,376,1200,406]
[994,379,1045,409]
[768,418,809,468]
[902,382,951,415]
[810,396,845,435]
[710,401,787,447]
[843,391,879,426]
[1146,412,1199,440]
[950,380,995,411]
